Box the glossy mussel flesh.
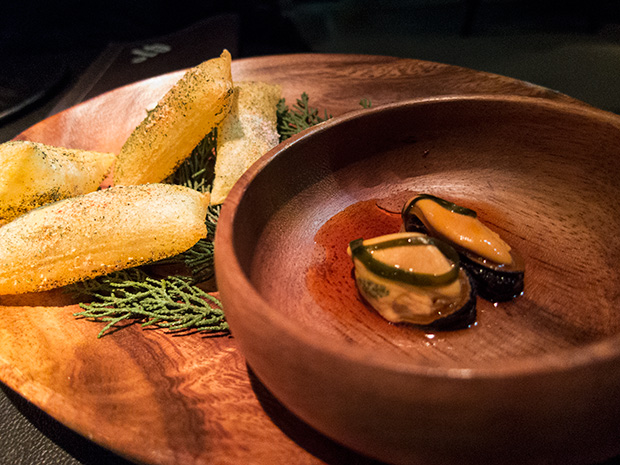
[401,194,524,302]
[348,232,476,330]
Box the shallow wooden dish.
[216,95,620,465]
[0,54,612,464]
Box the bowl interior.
[229,95,620,370]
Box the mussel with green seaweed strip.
[401,194,524,302]
[347,232,476,330]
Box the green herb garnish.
[74,92,332,338]
[72,268,228,338]
[171,128,217,193]
[359,98,372,109]
[277,92,331,141]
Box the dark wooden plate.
[0,54,596,465]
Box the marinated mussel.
[402,194,524,301]
[347,232,476,330]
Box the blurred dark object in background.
[1,0,619,133]
[0,0,308,133]
[0,55,68,122]
[0,0,307,58]
[461,0,617,36]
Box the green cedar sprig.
[72,132,222,338]
[73,92,335,338]
[171,128,217,193]
[276,93,332,141]
[72,268,228,338]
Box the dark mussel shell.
[402,212,426,234]
[418,269,477,331]
[459,250,524,302]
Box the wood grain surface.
[0,54,598,465]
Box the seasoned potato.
[0,184,209,295]
[0,140,115,224]
[114,50,234,185]
[210,81,282,205]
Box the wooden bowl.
[215,95,620,465]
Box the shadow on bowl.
[247,365,384,464]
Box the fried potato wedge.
[0,140,115,224]
[114,50,234,186]
[0,184,209,295]
[210,81,281,205]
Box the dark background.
[2,0,620,142]
[0,0,307,58]
[0,0,308,142]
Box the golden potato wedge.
[210,81,282,205]
[114,50,234,186]
[0,184,209,295]
[0,140,115,224]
